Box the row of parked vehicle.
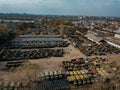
[0,49,64,61]
[30,57,99,87]
[69,35,120,56]
[0,81,22,90]
[63,58,91,71]
[62,58,96,86]
[79,44,120,56]
[7,42,69,49]
[32,70,66,82]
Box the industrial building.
[85,32,103,44]
[114,33,120,39]
[19,35,61,38]
[8,35,69,48]
[11,38,67,46]
[105,38,120,49]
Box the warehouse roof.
[85,33,103,44]
[12,38,66,42]
[105,38,120,46]
[19,35,61,38]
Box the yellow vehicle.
[58,70,64,79]
[80,70,85,74]
[68,67,73,71]
[80,75,84,80]
[40,72,44,78]
[73,71,78,75]
[77,71,81,75]
[77,75,83,85]
[84,74,91,83]
[57,70,62,74]
[83,74,87,79]
[49,71,54,76]
[84,69,89,74]
[53,71,59,79]
[75,75,80,80]
[44,71,49,77]
[44,71,49,80]
[49,71,54,80]
[36,73,41,78]
[101,69,109,78]
[97,69,107,79]
[69,71,74,76]
[84,74,89,79]
[53,71,57,76]
[67,76,76,83]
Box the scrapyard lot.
[0,45,86,89]
[0,34,120,90]
[0,44,120,90]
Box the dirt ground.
[0,45,86,85]
[106,54,120,89]
[107,54,120,66]
[30,45,86,71]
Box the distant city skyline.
[0,0,120,17]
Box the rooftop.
[19,35,61,38]
[85,32,103,43]
[105,37,120,46]
[12,38,65,42]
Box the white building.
[85,32,103,45]
[105,40,120,49]
[115,34,120,39]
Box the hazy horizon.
[0,0,120,17]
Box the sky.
[0,0,120,17]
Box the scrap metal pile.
[79,44,120,56]
[5,61,24,69]
[89,57,117,80]
[69,35,84,47]
[63,58,96,86]
[69,35,120,56]
[32,58,96,89]
[0,81,22,90]
[0,35,69,61]
[7,35,69,49]
[32,70,66,82]
[0,49,64,61]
